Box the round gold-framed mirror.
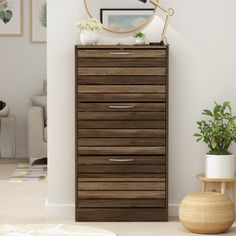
[84,0,157,34]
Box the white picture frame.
[31,0,47,43]
[0,0,23,36]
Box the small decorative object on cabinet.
[138,0,174,44]
[0,101,10,117]
[75,45,169,222]
[179,192,235,234]
[74,18,102,45]
[194,102,236,178]
[133,31,147,45]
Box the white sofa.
[28,80,47,165]
[28,106,47,165]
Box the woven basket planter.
[179,192,235,234]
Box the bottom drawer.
[76,208,168,222]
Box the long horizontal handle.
[109,105,135,109]
[109,158,135,162]
[109,52,134,55]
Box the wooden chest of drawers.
[75,45,169,222]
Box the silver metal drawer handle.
[109,158,135,162]
[109,105,135,109]
[109,52,134,55]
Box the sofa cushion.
[30,95,46,107]
[30,95,47,126]
[43,80,47,95]
[44,126,47,142]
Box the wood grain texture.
[78,75,166,85]
[78,146,166,155]
[78,67,165,76]
[78,112,165,120]
[78,58,166,67]
[78,191,165,199]
[78,182,165,191]
[78,177,166,182]
[78,120,166,129]
[78,173,166,179]
[77,49,166,58]
[75,45,169,222]
[78,138,165,146]
[76,45,168,49]
[76,208,168,222]
[78,164,166,173]
[78,85,165,93]
[78,156,166,165]
[78,129,166,138]
[78,93,166,102]
[78,199,165,208]
[78,103,166,112]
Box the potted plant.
[74,18,103,45]
[194,102,236,178]
[133,31,147,45]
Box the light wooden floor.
[0,159,235,235]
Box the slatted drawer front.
[78,58,166,67]
[78,94,166,102]
[78,103,166,112]
[78,155,166,165]
[78,76,166,85]
[76,46,168,222]
[77,49,166,58]
[78,120,166,129]
[78,129,165,138]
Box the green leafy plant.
[133,31,146,39]
[194,102,236,155]
[39,3,47,28]
[74,18,103,32]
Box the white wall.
[48,0,236,215]
[0,0,46,157]
[86,0,153,19]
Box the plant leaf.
[202,109,213,117]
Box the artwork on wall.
[0,0,23,36]
[31,0,47,43]
[100,8,154,33]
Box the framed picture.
[31,0,47,43]
[100,8,154,33]
[0,0,23,36]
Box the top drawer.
[77,49,166,59]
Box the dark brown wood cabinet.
[75,45,169,222]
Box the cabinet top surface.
[76,45,169,49]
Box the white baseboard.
[168,204,180,216]
[45,200,180,217]
[45,199,75,216]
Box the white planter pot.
[135,37,146,45]
[205,154,235,178]
[80,31,99,45]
